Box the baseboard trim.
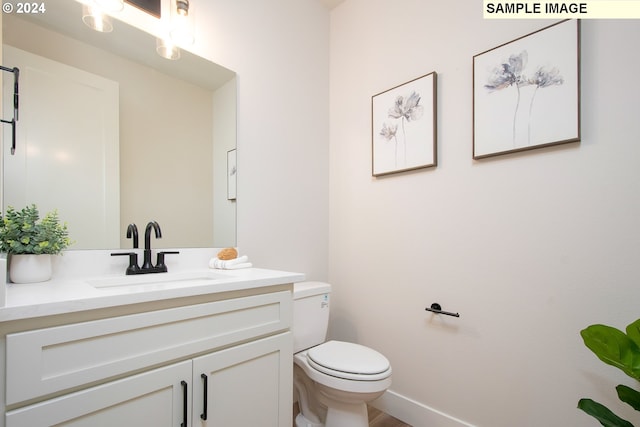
[371,389,476,427]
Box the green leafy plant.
[0,204,72,255]
[579,318,640,426]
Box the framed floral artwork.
[372,72,437,176]
[473,19,580,159]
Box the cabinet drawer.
[6,290,291,406]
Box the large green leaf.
[578,398,634,427]
[617,384,640,411]
[627,319,640,350]
[581,324,640,381]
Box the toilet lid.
[307,341,391,381]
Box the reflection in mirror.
[1,1,236,250]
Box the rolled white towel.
[209,255,251,269]
[216,262,253,270]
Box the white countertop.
[0,249,305,323]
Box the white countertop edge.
[0,268,305,323]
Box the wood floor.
[368,405,412,427]
[293,403,412,427]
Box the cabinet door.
[6,361,192,427]
[193,332,293,427]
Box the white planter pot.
[9,254,53,284]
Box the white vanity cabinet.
[2,288,293,427]
[193,332,292,425]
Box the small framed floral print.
[372,72,437,177]
[473,19,580,159]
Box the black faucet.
[142,221,162,270]
[111,223,141,274]
[111,221,178,275]
[126,223,139,248]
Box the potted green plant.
[579,318,640,426]
[0,204,72,283]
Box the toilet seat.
[307,341,391,381]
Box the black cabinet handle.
[200,373,208,420]
[181,380,188,427]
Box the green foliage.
[0,204,72,255]
[579,319,640,426]
[578,399,634,427]
[618,385,640,411]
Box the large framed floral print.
[372,72,437,176]
[473,20,580,159]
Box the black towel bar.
[425,303,460,318]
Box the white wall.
[329,1,640,426]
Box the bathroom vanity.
[0,250,304,427]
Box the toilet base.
[295,412,323,427]
[322,400,369,427]
[316,381,384,427]
[295,402,369,427]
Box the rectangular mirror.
[1,0,237,250]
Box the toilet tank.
[292,281,331,353]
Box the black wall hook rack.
[1,65,19,155]
[425,303,460,318]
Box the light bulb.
[156,38,181,60]
[82,4,113,33]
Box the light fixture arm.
[0,65,19,155]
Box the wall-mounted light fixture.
[82,4,114,32]
[79,0,195,60]
[176,0,189,16]
[169,0,195,46]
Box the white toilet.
[292,281,392,427]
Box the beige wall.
[328,1,640,426]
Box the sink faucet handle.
[111,252,140,275]
[126,223,139,248]
[155,251,179,273]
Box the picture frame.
[473,20,580,159]
[372,72,437,176]
[227,148,237,200]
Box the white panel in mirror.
[3,46,120,249]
